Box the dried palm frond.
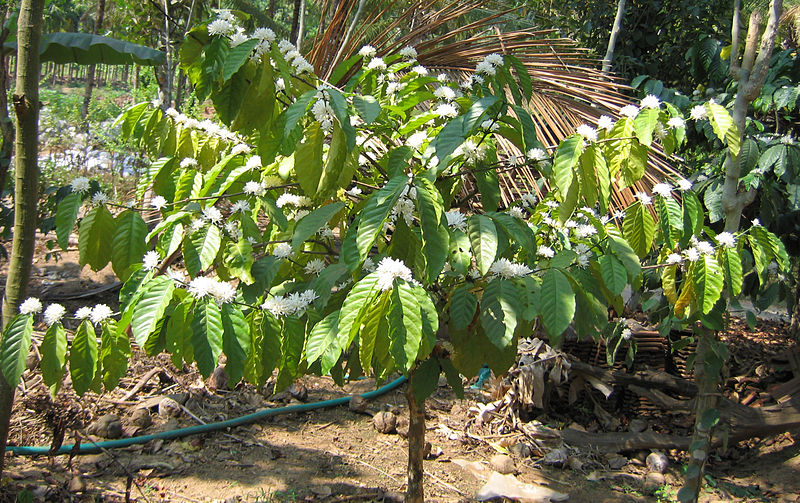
[308,0,683,211]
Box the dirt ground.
[1,239,799,503]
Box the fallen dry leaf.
[475,472,569,502]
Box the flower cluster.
[488,258,532,279]
[311,89,337,135]
[475,53,504,76]
[446,210,467,232]
[278,39,314,74]
[261,289,319,317]
[375,257,415,291]
[186,276,236,303]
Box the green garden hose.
[7,376,407,456]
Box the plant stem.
[0,0,46,478]
[405,373,426,503]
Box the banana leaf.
[4,32,165,66]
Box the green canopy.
[4,32,165,66]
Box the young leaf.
[623,201,656,258]
[69,320,99,396]
[40,323,67,397]
[479,278,520,350]
[183,225,222,276]
[693,255,724,314]
[55,192,82,251]
[190,300,224,377]
[0,314,33,388]
[131,276,175,347]
[552,135,583,198]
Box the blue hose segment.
[7,375,407,456]
[470,365,491,389]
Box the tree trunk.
[0,0,46,478]
[290,0,302,45]
[405,375,426,503]
[721,0,783,232]
[80,0,106,126]
[601,0,626,74]
[268,0,276,18]
[0,7,14,195]
[680,331,720,502]
[330,0,367,72]
[295,0,306,49]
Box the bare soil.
[0,240,798,503]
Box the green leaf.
[350,175,408,265]
[440,358,464,398]
[412,358,441,403]
[467,214,498,275]
[655,195,682,248]
[27,32,166,65]
[69,320,99,396]
[693,255,724,314]
[623,201,656,258]
[244,310,281,386]
[283,89,317,139]
[608,230,642,278]
[305,311,340,373]
[353,94,381,123]
[358,294,389,372]
[706,102,739,156]
[221,303,250,384]
[553,135,583,198]
[100,320,131,391]
[183,225,221,277]
[292,202,344,250]
[40,323,67,397]
[55,192,82,251]
[225,238,255,284]
[275,316,306,391]
[539,269,575,341]
[222,39,258,81]
[599,254,627,296]
[78,205,116,271]
[294,124,325,195]
[432,96,499,161]
[473,166,500,212]
[111,210,148,281]
[721,246,743,296]
[480,278,520,350]
[166,298,193,367]
[633,108,660,146]
[450,285,478,331]
[389,281,424,372]
[190,300,224,377]
[131,277,175,347]
[337,273,381,351]
[0,314,33,388]
[414,178,449,283]
[326,88,357,150]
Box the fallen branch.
[122,367,162,401]
[568,358,698,397]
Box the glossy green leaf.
[131,276,175,347]
[78,205,116,271]
[292,202,344,250]
[552,135,583,198]
[221,303,250,384]
[183,225,221,277]
[389,281,424,372]
[693,254,724,314]
[69,320,99,396]
[0,314,33,388]
[480,278,520,349]
[450,284,478,331]
[539,268,575,341]
[111,210,148,281]
[55,192,81,251]
[40,323,67,397]
[190,300,224,377]
[467,214,498,275]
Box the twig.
[348,456,400,483]
[122,367,162,401]
[424,470,468,496]
[76,431,151,503]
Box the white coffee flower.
[207,19,235,37]
[19,297,43,315]
[91,192,109,205]
[399,46,417,59]
[684,247,701,262]
[752,218,761,227]
[620,104,640,118]
[71,177,91,193]
[245,155,262,171]
[665,253,683,264]
[717,232,736,248]
[359,45,377,58]
[43,303,66,326]
[640,94,661,109]
[375,257,414,291]
[367,57,386,71]
[434,86,456,101]
[509,207,526,220]
[75,306,93,319]
[362,257,376,273]
[407,131,428,150]
[90,304,114,324]
[231,200,251,213]
[202,206,223,223]
[635,192,653,205]
[434,103,459,118]
[667,117,685,129]
[276,193,311,208]
[230,31,249,48]
[142,251,160,271]
[597,115,615,130]
[690,105,708,120]
[575,224,597,238]
[475,60,496,76]
[576,124,598,142]
[253,27,276,42]
[244,181,266,196]
[696,241,714,255]
[537,246,555,258]
[488,258,532,279]
[188,277,216,298]
[676,178,693,191]
[262,296,291,317]
[652,183,672,197]
[273,243,293,259]
[411,65,428,76]
[445,210,467,232]
[180,158,198,168]
[210,281,236,304]
[621,327,633,340]
[526,148,547,161]
[151,195,168,210]
[304,259,326,276]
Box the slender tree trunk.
[160,0,172,108]
[81,0,106,126]
[290,0,302,45]
[0,7,14,195]
[405,374,426,503]
[268,0,276,18]
[602,0,626,74]
[721,0,783,232]
[331,0,367,71]
[297,0,306,49]
[0,0,46,478]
